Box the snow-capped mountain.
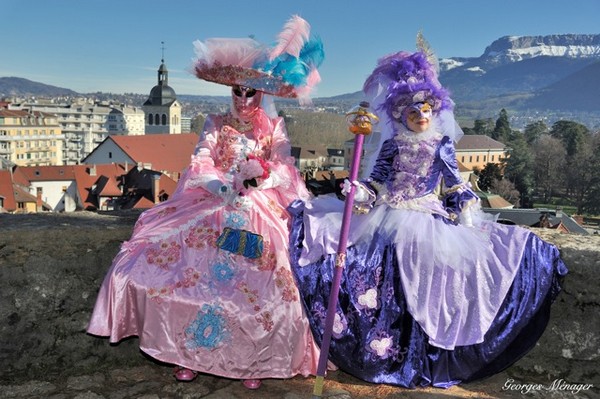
[440,34,600,73]
[438,34,600,114]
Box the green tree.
[477,163,503,192]
[463,118,494,136]
[583,135,600,214]
[549,120,592,203]
[523,120,548,145]
[549,120,589,157]
[492,109,511,143]
[503,133,535,207]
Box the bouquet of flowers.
[236,154,270,190]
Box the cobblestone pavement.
[1,363,594,399]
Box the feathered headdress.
[359,33,462,179]
[363,32,452,121]
[192,15,324,103]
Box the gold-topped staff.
[312,101,378,398]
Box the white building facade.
[7,100,145,164]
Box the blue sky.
[1,0,599,98]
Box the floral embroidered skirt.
[88,192,319,380]
[288,199,567,388]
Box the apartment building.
[0,109,64,167]
[6,99,145,165]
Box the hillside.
[524,60,600,111]
[0,76,78,97]
[3,34,600,130]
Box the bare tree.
[491,178,521,207]
[566,133,600,214]
[533,135,566,202]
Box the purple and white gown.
[288,121,567,388]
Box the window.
[154,114,160,125]
[483,155,487,162]
[469,156,472,162]
[162,114,167,125]
[109,151,112,159]
[148,114,153,125]
[491,155,495,161]
[476,155,479,162]
[461,156,465,162]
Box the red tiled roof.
[158,174,177,196]
[455,135,506,151]
[133,196,155,209]
[16,165,77,181]
[109,134,198,174]
[11,167,30,186]
[0,170,16,211]
[97,178,122,197]
[12,184,37,203]
[72,164,127,210]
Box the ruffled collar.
[393,117,443,143]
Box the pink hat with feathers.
[192,15,324,102]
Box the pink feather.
[269,15,310,60]
[306,69,321,88]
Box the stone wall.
[0,212,598,386]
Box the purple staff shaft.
[314,133,366,380]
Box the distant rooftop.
[455,135,506,151]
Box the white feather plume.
[416,31,440,75]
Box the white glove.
[228,195,252,210]
[257,170,282,190]
[205,179,230,196]
[341,179,370,202]
[205,179,242,206]
[459,207,473,227]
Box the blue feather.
[300,35,325,68]
[262,55,309,85]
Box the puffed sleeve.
[257,118,294,188]
[369,138,398,184]
[437,136,479,220]
[346,138,398,212]
[258,117,311,201]
[173,115,230,196]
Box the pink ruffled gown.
[87,110,320,380]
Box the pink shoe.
[242,379,262,389]
[174,367,198,382]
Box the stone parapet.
[0,212,598,394]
